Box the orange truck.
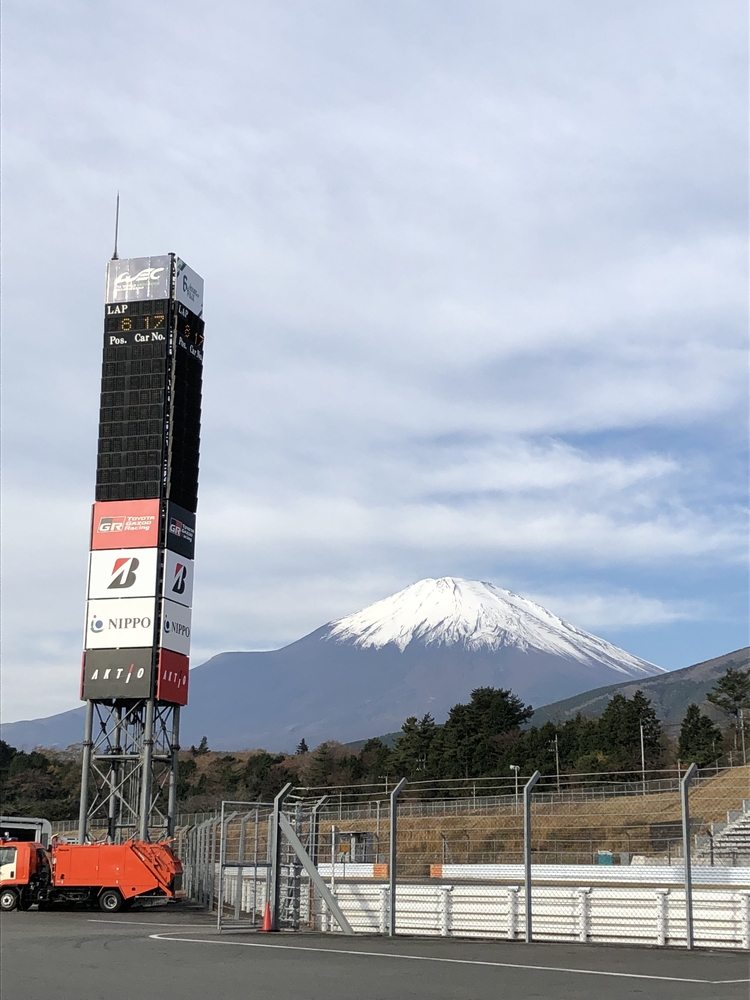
[0,839,184,913]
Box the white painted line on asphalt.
[88,919,216,928]
[149,933,749,985]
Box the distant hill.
[529,647,749,727]
[345,647,749,748]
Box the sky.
[2,0,748,723]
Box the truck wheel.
[98,889,123,913]
[0,889,18,912]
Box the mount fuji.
[3,577,665,752]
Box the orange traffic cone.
[260,901,273,932]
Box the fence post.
[680,762,698,949]
[216,803,227,932]
[269,783,293,930]
[523,770,541,943]
[388,778,408,936]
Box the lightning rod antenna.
[112,192,120,260]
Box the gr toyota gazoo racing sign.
[91,500,160,550]
[166,502,196,559]
[87,548,158,600]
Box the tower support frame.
[78,698,180,843]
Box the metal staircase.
[695,799,750,865]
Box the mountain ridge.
[2,577,666,751]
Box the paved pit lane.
[2,907,748,1000]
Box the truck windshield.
[0,846,17,868]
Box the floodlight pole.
[510,765,520,814]
[680,763,698,949]
[523,770,541,942]
[388,778,407,936]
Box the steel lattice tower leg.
[77,698,180,843]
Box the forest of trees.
[1,664,747,818]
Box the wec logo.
[114,267,165,292]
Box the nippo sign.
[85,597,156,649]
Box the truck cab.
[0,841,51,911]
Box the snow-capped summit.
[328,577,662,679]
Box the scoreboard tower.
[77,254,204,843]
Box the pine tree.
[391,714,437,779]
[358,738,393,782]
[295,738,309,755]
[591,691,662,772]
[308,742,336,785]
[678,704,722,766]
[707,666,750,751]
[441,687,533,778]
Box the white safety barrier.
[211,864,750,949]
[431,862,750,887]
[323,881,750,950]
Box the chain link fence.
[178,764,749,949]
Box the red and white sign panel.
[91,499,160,550]
[159,599,191,656]
[87,548,158,600]
[163,550,194,608]
[156,648,189,706]
[85,597,156,649]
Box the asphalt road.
[2,906,748,1000]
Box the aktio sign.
[91,500,160,550]
[82,648,154,700]
[156,649,189,706]
[88,548,158,600]
[85,597,156,649]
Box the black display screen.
[95,292,203,510]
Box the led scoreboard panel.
[81,255,203,705]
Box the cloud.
[526,590,708,630]
[1,1,747,721]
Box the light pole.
[552,734,560,793]
[510,765,520,814]
[639,721,646,795]
[739,708,747,765]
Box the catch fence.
[177,763,750,949]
